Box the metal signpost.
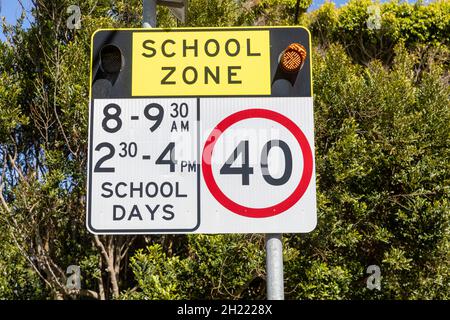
[87,0,316,300]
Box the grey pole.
[266,233,284,300]
[143,0,157,28]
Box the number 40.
[220,140,293,186]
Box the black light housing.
[100,44,123,74]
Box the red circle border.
[202,108,313,218]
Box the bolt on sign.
[87,27,316,234]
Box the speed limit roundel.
[202,108,313,218]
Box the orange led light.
[280,43,307,73]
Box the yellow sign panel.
[132,30,271,96]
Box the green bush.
[122,235,266,299]
[308,0,450,64]
[287,43,450,299]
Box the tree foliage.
[307,0,450,64]
[0,0,448,300]
[122,235,265,299]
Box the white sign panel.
[88,98,200,233]
[198,97,316,233]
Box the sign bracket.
[143,0,187,26]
